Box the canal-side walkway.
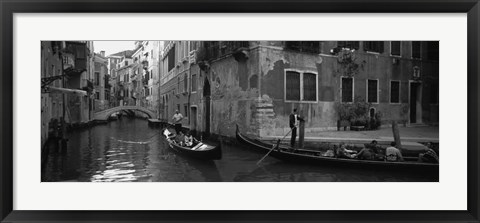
[263,125,439,151]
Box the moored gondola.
[162,129,222,160]
[236,125,438,173]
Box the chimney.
[100,51,105,57]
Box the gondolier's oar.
[256,127,294,165]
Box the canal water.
[41,118,438,182]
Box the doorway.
[409,82,422,124]
[190,106,197,136]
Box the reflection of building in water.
[159,41,439,138]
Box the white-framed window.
[390,80,401,104]
[412,41,421,59]
[341,76,354,103]
[284,69,318,103]
[390,41,401,57]
[367,79,379,103]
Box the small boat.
[162,129,222,160]
[236,125,438,173]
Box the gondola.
[162,129,222,160]
[236,125,438,173]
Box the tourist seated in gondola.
[321,145,335,157]
[175,132,186,146]
[355,145,375,160]
[418,142,439,163]
[335,143,357,159]
[184,131,198,147]
[385,142,404,162]
[365,140,385,160]
[163,129,175,140]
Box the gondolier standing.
[289,108,304,148]
[172,110,184,134]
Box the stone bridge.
[94,106,156,121]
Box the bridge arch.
[94,106,156,121]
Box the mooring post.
[299,119,305,149]
[392,120,402,149]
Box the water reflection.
[41,118,437,182]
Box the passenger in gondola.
[335,143,357,159]
[418,142,439,163]
[366,140,385,160]
[175,132,186,146]
[184,131,197,147]
[385,142,404,162]
[355,145,375,160]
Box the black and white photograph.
[40,41,440,182]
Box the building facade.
[131,41,161,117]
[159,41,439,139]
[94,51,109,111]
[41,41,65,147]
[107,50,133,107]
[160,41,194,127]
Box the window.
[390,41,401,56]
[125,61,128,66]
[168,45,176,71]
[285,71,300,101]
[303,73,317,101]
[284,42,320,54]
[191,74,197,92]
[390,81,400,103]
[177,77,181,93]
[95,72,100,85]
[367,79,378,103]
[184,73,188,93]
[412,41,421,59]
[364,41,384,53]
[426,41,439,61]
[249,75,258,89]
[337,41,359,50]
[341,77,353,103]
[95,92,100,100]
[184,104,188,117]
[285,70,317,102]
[184,42,189,59]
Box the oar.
[256,128,294,165]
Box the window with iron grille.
[364,41,384,53]
[285,70,317,102]
[367,79,378,103]
[303,73,317,101]
[391,41,401,56]
[285,71,301,101]
[390,81,400,103]
[341,77,353,103]
[412,41,421,59]
[337,41,360,50]
[284,42,320,54]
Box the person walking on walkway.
[289,108,304,148]
[172,110,184,134]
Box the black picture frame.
[1,0,479,222]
